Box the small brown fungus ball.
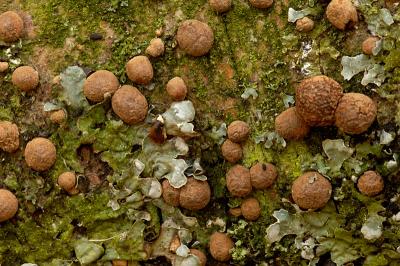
[126,55,154,85]
[0,11,24,43]
[275,107,310,140]
[145,38,165,57]
[190,249,207,266]
[179,178,211,211]
[112,260,128,266]
[166,77,187,101]
[229,207,242,217]
[209,0,232,13]
[291,171,332,210]
[162,179,180,207]
[12,66,39,92]
[296,75,343,127]
[335,93,377,134]
[0,62,9,73]
[49,109,66,124]
[111,85,148,125]
[0,189,18,222]
[176,19,214,57]
[221,139,243,163]
[83,70,119,103]
[241,197,261,221]
[24,137,57,171]
[0,121,19,153]
[296,17,315,32]
[362,36,380,55]
[209,232,234,262]
[250,162,278,190]
[249,0,274,8]
[58,171,78,195]
[357,170,384,197]
[326,0,358,30]
[227,120,250,143]
[226,165,252,197]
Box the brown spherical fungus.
[296,17,315,32]
[275,107,310,140]
[126,55,154,85]
[227,120,250,143]
[335,93,377,135]
[326,0,358,30]
[0,189,18,222]
[209,0,232,13]
[0,121,19,153]
[24,137,57,171]
[250,162,278,190]
[176,19,214,57]
[12,66,39,92]
[357,170,384,197]
[362,36,380,55]
[226,165,252,197]
[112,260,128,266]
[241,197,261,221]
[0,11,24,43]
[83,70,119,103]
[166,77,188,101]
[292,172,332,210]
[50,110,66,124]
[179,178,211,211]
[145,38,165,57]
[162,179,180,207]
[221,139,243,163]
[209,232,234,262]
[190,249,207,266]
[58,172,79,195]
[249,0,274,8]
[111,85,148,125]
[296,75,343,127]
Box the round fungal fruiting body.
[227,120,250,143]
[295,75,343,127]
[190,249,207,266]
[0,189,18,222]
[250,162,278,189]
[162,179,180,207]
[145,38,165,57]
[226,165,252,197]
[326,0,358,30]
[166,77,187,101]
[249,0,274,8]
[83,70,120,102]
[112,260,128,266]
[12,66,39,92]
[362,36,380,55]
[111,85,148,125]
[176,20,214,57]
[357,170,384,197]
[229,207,242,217]
[241,197,261,221]
[209,232,234,262]
[221,139,243,163]
[334,93,377,134]
[0,62,9,72]
[291,171,332,210]
[209,0,232,13]
[58,172,79,195]
[126,55,154,85]
[50,110,66,124]
[0,11,24,43]
[296,17,315,32]
[24,137,57,171]
[275,107,310,140]
[179,178,211,211]
[0,121,19,153]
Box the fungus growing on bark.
[176,19,214,57]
